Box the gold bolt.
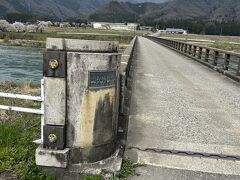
[49,59,59,70]
[48,134,57,143]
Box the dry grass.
[159,33,240,53]
[46,27,147,36]
[0,82,40,123]
[0,81,40,95]
[159,33,240,43]
[0,82,51,179]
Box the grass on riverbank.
[45,27,146,36]
[0,27,145,48]
[0,38,45,48]
[159,33,240,53]
[0,82,53,180]
[159,33,240,43]
[207,42,240,53]
[0,82,145,179]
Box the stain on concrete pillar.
[93,92,114,145]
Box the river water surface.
[0,45,43,84]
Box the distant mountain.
[1,0,240,23]
[89,2,140,22]
[121,0,167,3]
[141,0,240,22]
[89,0,240,23]
[0,0,111,20]
[0,0,167,20]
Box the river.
[0,45,43,84]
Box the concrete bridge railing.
[34,37,137,178]
[119,36,137,115]
[118,36,137,144]
[146,36,240,83]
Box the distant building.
[158,29,166,33]
[139,26,153,31]
[59,22,71,28]
[166,28,187,34]
[92,22,139,31]
[93,22,104,29]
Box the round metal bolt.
[48,134,57,143]
[49,59,59,70]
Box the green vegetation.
[89,1,138,23]
[0,82,145,179]
[152,20,240,36]
[159,33,240,44]
[2,0,240,36]
[208,42,240,53]
[159,33,240,53]
[5,13,48,24]
[0,27,144,48]
[118,159,146,180]
[81,159,145,180]
[82,175,104,180]
[0,82,53,180]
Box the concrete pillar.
[181,43,184,52]
[184,44,187,53]
[198,47,203,59]
[237,58,240,76]
[224,54,230,70]
[193,46,197,56]
[213,51,219,66]
[188,45,192,55]
[36,38,121,171]
[205,49,210,62]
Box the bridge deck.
[127,37,240,176]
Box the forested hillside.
[2,0,240,35]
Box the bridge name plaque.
[89,71,116,89]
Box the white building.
[166,28,187,34]
[93,22,103,29]
[92,22,138,31]
[59,22,71,28]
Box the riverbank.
[0,39,45,48]
[0,28,140,48]
[0,82,144,179]
[158,33,240,53]
[0,82,49,179]
[0,38,131,50]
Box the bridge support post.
[178,43,181,51]
[224,54,230,70]
[198,47,203,59]
[188,45,192,55]
[193,46,197,57]
[36,38,121,177]
[213,51,219,66]
[184,44,187,53]
[181,43,184,52]
[205,49,210,62]
[237,58,240,76]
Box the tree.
[13,22,26,32]
[0,20,16,32]
[27,24,37,32]
[37,21,52,32]
[6,24,16,32]
[0,20,10,31]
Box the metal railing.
[146,36,240,82]
[0,79,45,144]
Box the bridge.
[2,36,240,179]
[126,37,240,179]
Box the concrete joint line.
[127,146,240,161]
